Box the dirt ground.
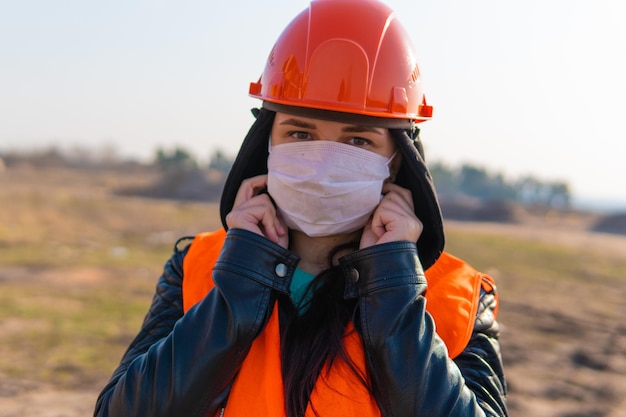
[2,223,626,417]
[447,220,626,417]
[2,164,626,417]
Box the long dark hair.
[280,242,373,417]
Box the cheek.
[269,127,279,146]
[388,156,402,182]
[269,126,295,146]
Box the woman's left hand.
[359,183,423,249]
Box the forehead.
[272,112,388,134]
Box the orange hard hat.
[249,0,433,124]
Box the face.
[271,112,397,159]
[266,111,406,241]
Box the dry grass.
[2,164,626,417]
[0,164,223,416]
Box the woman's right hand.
[225,174,289,248]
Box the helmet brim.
[262,101,419,129]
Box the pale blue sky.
[1,0,625,206]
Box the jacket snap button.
[349,268,359,283]
[275,263,288,278]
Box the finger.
[248,195,286,239]
[375,196,420,227]
[378,193,412,217]
[382,183,414,211]
[257,201,286,242]
[232,175,268,209]
[370,198,422,243]
[227,193,285,236]
[376,193,414,222]
[359,217,378,249]
[369,208,388,238]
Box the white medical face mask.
[267,140,395,237]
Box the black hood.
[219,108,445,270]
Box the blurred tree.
[459,165,490,198]
[458,165,513,200]
[155,147,198,171]
[430,161,571,209]
[547,182,571,209]
[429,162,459,195]
[208,149,234,173]
[517,176,571,208]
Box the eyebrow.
[342,125,385,135]
[279,118,317,129]
[279,118,385,135]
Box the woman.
[94,0,507,416]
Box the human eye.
[346,136,373,147]
[288,131,313,140]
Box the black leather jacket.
[94,229,507,416]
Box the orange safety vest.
[182,229,497,417]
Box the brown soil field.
[445,221,626,417]
[1,163,626,417]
